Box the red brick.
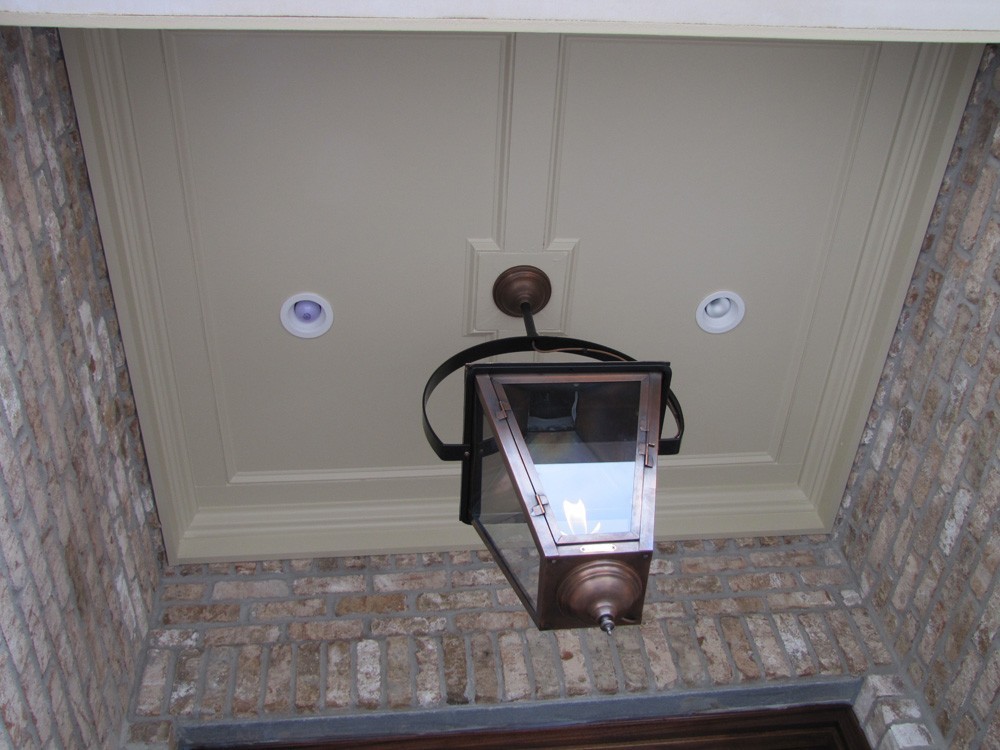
[200,647,232,718]
[720,616,760,680]
[212,579,289,600]
[470,633,498,703]
[287,620,364,641]
[751,547,819,568]
[827,610,870,674]
[729,572,797,592]
[161,583,207,602]
[386,636,411,708]
[774,613,816,677]
[416,590,492,611]
[335,594,406,616]
[525,630,561,699]
[690,597,766,616]
[356,639,382,709]
[694,617,732,685]
[373,571,447,592]
[664,619,709,686]
[414,636,443,707]
[325,641,351,709]
[799,613,843,674]
[292,575,365,595]
[555,630,591,697]
[370,616,447,637]
[442,634,470,705]
[499,631,531,700]
[450,568,508,588]
[295,641,321,713]
[454,612,532,631]
[495,587,522,608]
[263,643,292,713]
[162,603,240,626]
[231,645,263,717]
[851,608,894,666]
[745,615,791,679]
[251,598,326,620]
[640,600,686,619]
[203,625,280,646]
[679,556,746,574]
[639,622,678,689]
[614,626,650,692]
[134,649,169,716]
[766,591,833,610]
[656,575,724,596]
[586,629,620,694]
[168,649,202,716]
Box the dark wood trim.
[203,704,870,750]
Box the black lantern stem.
[520,301,539,339]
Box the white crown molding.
[7,1,1000,42]
[61,29,198,558]
[802,43,983,526]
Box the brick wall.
[129,537,903,747]
[838,45,1000,749]
[0,27,163,748]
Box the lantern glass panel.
[473,403,540,612]
[503,380,642,542]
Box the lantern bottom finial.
[557,560,644,632]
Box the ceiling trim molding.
[61,29,198,558]
[802,42,983,525]
[9,2,1000,42]
[173,487,822,561]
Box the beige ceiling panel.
[62,29,980,561]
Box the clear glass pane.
[505,380,641,539]
[473,410,539,611]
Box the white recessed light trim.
[696,291,745,333]
[280,293,333,338]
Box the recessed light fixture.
[696,291,745,333]
[280,293,333,338]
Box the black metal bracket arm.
[422,300,684,461]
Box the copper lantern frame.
[422,266,683,632]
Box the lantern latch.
[531,493,549,516]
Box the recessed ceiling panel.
[62,30,979,560]
[552,38,875,461]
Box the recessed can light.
[696,291,745,333]
[280,293,333,338]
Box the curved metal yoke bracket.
[422,332,684,462]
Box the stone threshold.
[177,678,862,748]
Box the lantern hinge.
[495,399,511,421]
[531,493,548,516]
[641,430,657,468]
